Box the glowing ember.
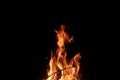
[45,25,81,80]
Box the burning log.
[47,67,82,80]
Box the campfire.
[43,25,82,80]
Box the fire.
[46,25,81,80]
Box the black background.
[16,8,119,80]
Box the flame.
[46,25,81,80]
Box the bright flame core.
[46,25,81,80]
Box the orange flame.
[46,25,81,80]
